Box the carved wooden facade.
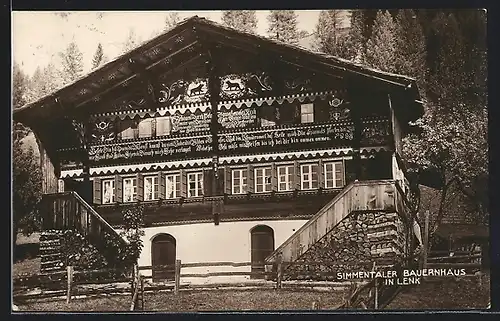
[14,16,423,228]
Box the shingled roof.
[13,15,423,123]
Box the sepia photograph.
[11,9,489,312]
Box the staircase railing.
[266,179,400,264]
[41,191,128,248]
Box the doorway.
[250,225,275,279]
[151,233,176,282]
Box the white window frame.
[122,177,137,203]
[301,164,319,190]
[102,179,115,204]
[144,175,159,201]
[300,103,314,123]
[324,162,344,189]
[166,173,180,199]
[232,168,248,194]
[254,167,272,193]
[277,165,294,191]
[187,172,204,197]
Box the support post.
[276,255,283,289]
[374,278,379,310]
[423,210,430,270]
[174,259,181,295]
[66,266,73,304]
[140,277,145,310]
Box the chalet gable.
[13,16,423,162]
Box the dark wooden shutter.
[180,169,187,197]
[271,163,277,191]
[314,101,328,123]
[293,160,300,190]
[318,159,324,189]
[224,166,231,194]
[93,178,102,204]
[136,173,144,201]
[336,161,345,187]
[115,175,123,203]
[159,172,166,199]
[246,164,254,193]
[203,169,213,196]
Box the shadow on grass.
[14,243,39,263]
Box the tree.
[91,43,105,70]
[346,10,367,62]
[59,40,84,85]
[267,10,299,44]
[365,10,397,72]
[164,12,180,31]
[314,10,351,58]
[222,10,257,34]
[122,28,142,54]
[393,10,428,92]
[13,64,42,247]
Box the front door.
[151,234,176,282]
[250,225,275,279]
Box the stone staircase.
[266,180,411,278]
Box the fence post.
[276,255,283,290]
[66,266,73,304]
[374,278,379,310]
[140,277,145,310]
[174,259,181,295]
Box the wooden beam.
[74,41,200,109]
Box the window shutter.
[247,164,254,193]
[136,173,144,201]
[115,175,123,203]
[293,160,300,190]
[336,161,345,187]
[318,159,324,189]
[203,169,213,196]
[224,166,231,194]
[159,172,166,199]
[180,169,187,197]
[271,163,277,191]
[93,178,102,204]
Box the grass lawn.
[16,274,491,312]
[387,274,490,310]
[13,232,41,278]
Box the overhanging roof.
[13,15,423,125]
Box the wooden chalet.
[13,16,423,282]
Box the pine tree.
[13,62,27,109]
[347,10,367,62]
[267,10,299,44]
[165,12,180,31]
[393,10,428,92]
[92,43,105,70]
[122,28,142,54]
[59,40,84,84]
[222,10,258,34]
[365,10,397,72]
[314,10,350,58]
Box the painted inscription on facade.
[88,135,212,163]
[218,123,355,154]
[171,112,211,134]
[218,108,257,129]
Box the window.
[232,169,248,194]
[166,174,180,199]
[324,162,344,188]
[156,116,172,136]
[301,103,314,123]
[255,167,272,193]
[58,179,65,193]
[138,119,154,138]
[301,164,319,190]
[119,119,136,140]
[188,172,203,197]
[102,179,115,204]
[277,165,294,191]
[144,175,159,201]
[123,177,137,202]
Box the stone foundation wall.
[284,211,407,280]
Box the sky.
[12,10,334,77]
